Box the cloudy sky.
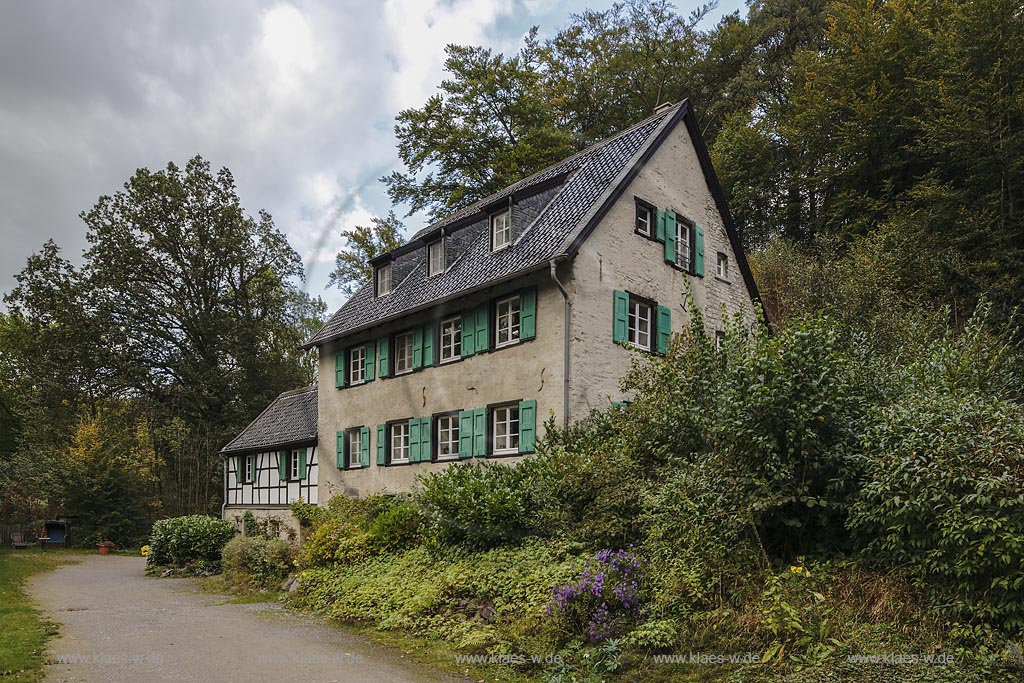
[0,0,742,313]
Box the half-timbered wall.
[225,446,318,506]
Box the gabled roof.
[305,100,761,348]
[220,385,317,455]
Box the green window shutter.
[336,432,345,469]
[520,290,536,340]
[236,455,245,482]
[656,305,672,355]
[612,290,629,343]
[474,305,489,353]
[664,210,677,265]
[461,311,476,357]
[298,448,308,480]
[412,328,423,370]
[422,326,434,367]
[376,425,386,465]
[364,342,376,381]
[518,400,537,454]
[458,410,474,458]
[360,426,370,467]
[334,351,346,388]
[655,209,666,242]
[472,407,487,457]
[277,450,287,480]
[377,338,390,377]
[694,225,705,277]
[409,417,421,462]
[419,416,433,461]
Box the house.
[221,100,760,533]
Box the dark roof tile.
[221,385,317,454]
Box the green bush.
[290,498,328,530]
[298,517,370,568]
[849,393,1024,632]
[222,535,296,590]
[146,515,236,570]
[415,457,555,550]
[367,498,422,551]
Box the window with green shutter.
[422,326,434,367]
[664,210,677,265]
[472,407,487,457]
[458,410,474,458]
[612,290,629,343]
[364,342,376,381]
[334,351,346,388]
[377,337,390,377]
[474,304,489,353]
[694,225,705,277]
[518,400,537,454]
[297,448,308,480]
[360,426,370,467]
[277,450,287,481]
[376,425,386,465]
[461,310,476,357]
[656,305,672,354]
[336,432,344,469]
[520,289,536,340]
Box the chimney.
[654,101,674,114]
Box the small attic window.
[427,239,444,277]
[490,209,511,251]
[375,262,392,297]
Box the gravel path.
[27,555,450,683]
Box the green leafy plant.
[222,536,296,590]
[146,515,237,570]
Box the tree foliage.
[329,210,405,296]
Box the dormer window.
[427,239,444,276]
[490,210,511,251]
[376,262,392,297]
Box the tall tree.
[383,28,576,220]
[329,211,405,296]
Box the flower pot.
[98,543,114,555]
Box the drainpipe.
[549,259,571,427]
[221,457,227,521]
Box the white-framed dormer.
[427,238,445,276]
[375,261,392,297]
[490,209,511,251]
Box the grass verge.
[0,548,79,682]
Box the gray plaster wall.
[565,117,757,415]
[315,269,565,499]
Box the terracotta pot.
[98,544,113,555]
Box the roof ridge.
[408,102,683,242]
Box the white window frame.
[349,346,365,385]
[348,429,362,469]
[427,239,444,277]
[390,423,410,464]
[243,454,256,483]
[635,201,653,236]
[676,220,692,271]
[394,332,414,375]
[288,450,300,480]
[493,405,520,455]
[491,210,511,251]
[495,295,521,348]
[440,317,461,363]
[716,330,726,351]
[627,298,652,351]
[716,252,729,279]
[376,262,392,296]
[436,415,459,460]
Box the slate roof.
[304,101,688,348]
[220,385,317,454]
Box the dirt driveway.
[27,555,449,683]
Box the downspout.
[221,456,227,521]
[549,259,571,428]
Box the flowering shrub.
[549,548,642,641]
